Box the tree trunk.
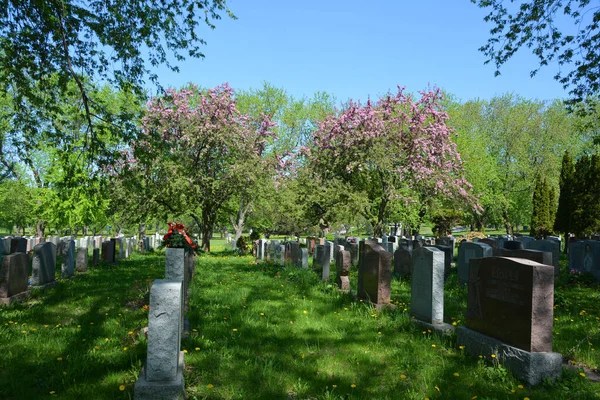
[139,222,146,239]
[502,208,513,236]
[231,197,250,248]
[36,220,46,237]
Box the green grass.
[1,249,599,399]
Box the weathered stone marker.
[457,241,493,285]
[457,256,562,385]
[60,239,75,278]
[393,248,412,278]
[31,242,57,288]
[410,247,454,334]
[0,253,30,305]
[358,242,393,308]
[75,247,88,272]
[335,249,351,291]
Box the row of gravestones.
[255,238,562,385]
[134,247,197,399]
[0,236,140,305]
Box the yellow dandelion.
[192,329,197,332]
[491,354,496,358]
[432,344,436,348]
[301,354,305,359]
[123,347,128,351]
[57,357,62,361]
[452,321,457,326]
[183,349,188,353]
[400,374,407,379]
[332,384,337,388]
[50,391,55,394]
[207,383,214,389]
[260,312,264,316]
[233,328,238,332]
[524,398,530,400]
[518,385,524,389]
[511,390,516,393]
[580,372,586,377]
[105,338,109,342]
[128,331,134,335]
[378,332,382,335]
[351,383,356,388]
[472,397,477,399]
[119,385,125,391]
[195,347,200,351]
[459,345,465,350]
[453,372,459,377]
[115,322,119,325]
[94,346,99,350]
[435,385,440,391]
[77,325,81,328]
[90,322,94,325]
[303,310,308,314]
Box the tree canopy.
[473,0,600,101]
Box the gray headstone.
[31,242,56,286]
[92,248,99,266]
[165,248,185,281]
[432,244,452,280]
[345,242,359,265]
[145,280,183,382]
[0,237,11,255]
[503,240,523,250]
[60,239,75,278]
[529,239,560,275]
[75,247,88,272]
[515,236,535,249]
[411,247,445,324]
[569,240,600,281]
[399,238,413,252]
[325,241,334,262]
[298,248,308,268]
[457,242,493,285]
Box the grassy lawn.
[1,245,599,399]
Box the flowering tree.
[302,87,478,237]
[123,84,275,251]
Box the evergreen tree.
[530,175,543,238]
[554,151,575,251]
[572,155,592,237]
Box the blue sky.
[150,0,568,104]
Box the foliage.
[431,208,464,237]
[0,179,33,233]
[122,84,275,252]
[473,0,600,102]
[303,87,478,237]
[530,175,555,238]
[235,235,250,255]
[555,152,576,237]
[0,0,234,159]
[249,230,260,241]
[571,154,600,236]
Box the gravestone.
[325,241,334,262]
[102,240,115,263]
[410,247,454,334]
[257,239,266,260]
[335,249,351,291]
[276,245,285,266]
[0,253,29,305]
[529,239,560,275]
[0,237,11,255]
[31,242,56,288]
[298,248,308,268]
[457,256,561,385]
[435,237,456,250]
[393,248,412,277]
[345,242,359,265]
[432,244,452,280]
[284,242,293,265]
[569,240,600,281]
[10,237,27,254]
[60,239,75,278]
[75,247,88,272]
[314,245,330,281]
[479,238,498,249]
[289,241,300,266]
[399,238,413,252]
[358,242,392,308]
[457,242,493,285]
[134,280,184,399]
[92,248,100,266]
[165,248,186,331]
[515,236,535,249]
[503,240,523,250]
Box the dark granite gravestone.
[393,248,412,277]
[435,237,456,249]
[335,249,351,291]
[466,257,554,352]
[569,240,600,281]
[358,242,392,306]
[31,242,56,287]
[503,240,523,250]
[479,238,498,249]
[10,237,27,254]
[0,253,29,304]
[399,239,413,252]
[345,242,359,265]
[102,240,115,263]
[514,236,535,249]
[92,248,100,266]
[60,239,75,278]
[530,239,560,275]
[457,242,493,285]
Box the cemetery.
[2,1,600,399]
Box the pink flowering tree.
[302,87,479,237]
[123,84,276,251]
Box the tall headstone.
[289,242,300,266]
[345,242,359,265]
[399,238,413,252]
[411,247,453,333]
[31,242,56,287]
[75,247,88,272]
[457,256,561,385]
[515,236,535,249]
[134,280,184,399]
[325,241,334,262]
[503,240,523,250]
[0,253,29,304]
[393,248,412,277]
[298,248,309,268]
[60,239,75,278]
[92,248,100,267]
[457,242,493,285]
[358,242,392,307]
[102,240,115,263]
[0,237,11,255]
[432,244,452,280]
[335,249,351,291]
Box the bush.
[236,236,250,255]
[249,230,260,241]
